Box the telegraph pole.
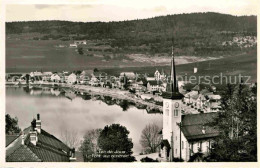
[171,131,174,161]
[177,122,182,160]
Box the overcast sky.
[6,0,258,22]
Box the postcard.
[2,0,259,167]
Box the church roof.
[161,139,171,149]
[181,113,219,141]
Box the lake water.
[6,86,162,155]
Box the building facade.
[160,51,219,162]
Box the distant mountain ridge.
[6,12,257,56]
[6,12,257,34]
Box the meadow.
[6,38,256,84]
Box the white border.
[1,0,260,167]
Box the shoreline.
[5,82,163,112]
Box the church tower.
[162,46,184,161]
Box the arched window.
[174,109,179,117]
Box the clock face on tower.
[175,102,179,108]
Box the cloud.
[6,1,258,22]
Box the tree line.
[6,12,257,56]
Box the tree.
[93,68,99,72]
[79,129,101,161]
[207,83,257,161]
[6,114,21,134]
[119,100,130,111]
[140,123,162,154]
[97,124,136,162]
[77,47,84,55]
[140,156,159,162]
[60,129,80,149]
[120,74,129,90]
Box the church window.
[165,109,169,116]
[174,109,178,117]
[182,141,184,149]
[176,149,177,154]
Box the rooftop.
[181,113,219,141]
[6,126,73,162]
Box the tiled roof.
[93,72,107,77]
[200,88,211,95]
[6,135,20,147]
[148,80,163,86]
[6,127,72,162]
[185,91,199,100]
[6,145,41,162]
[181,113,219,141]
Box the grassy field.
[6,39,217,72]
[6,39,256,83]
[6,39,158,72]
[102,49,257,83]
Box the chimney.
[30,119,38,146]
[36,114,41,134]
[69,148,76,162]
[202,126,206,134]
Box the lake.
[6,86,162,155]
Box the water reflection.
[16,86,156,112]
[6,86,162,154]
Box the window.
[176,149,177,154]
[182,141,184,149]
[174,109,178,117]
[165,109,169,116]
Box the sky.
[5,0,259,22]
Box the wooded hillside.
[6,12,257,56]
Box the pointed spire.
[170,45,179,93]
[162,44,183,100]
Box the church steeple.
[162,46,184,100]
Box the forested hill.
[6,12,257,56]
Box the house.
[6,114,79,162]
[29,71,43,82]
[30,71,42,77]
[63,71,70,83]
[147,80,165,93]
[74,40,87,45]
[67,73,77,84]
[183,91,199,105]
[131,78,146,92]
[154,69,166,81]
[160,55,219,162]
[50,73,61,83]
[120,72,136,80]
[69,44,77,48]
[42,72,53,82]
[80,70,93,84]
[90,72,107,86]
[204,94,222,112]
[58,72,66,83]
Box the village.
[6,63,222,115]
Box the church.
[160,48,219,162]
